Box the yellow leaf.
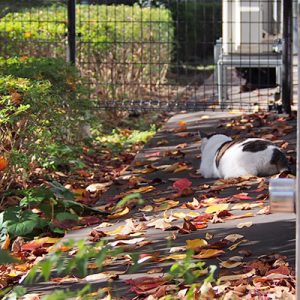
[205,204,229,214]
[154,200,179,212]
[1,234,10,250]
[139,205,153,212]
[106,225,125,235]
[173,212,187,219]
[108,207,130,219]
[24,32,32,38]
[153,197,168,203]
[186,239,208,249]
[159,253,187,262]
[193,249,224,259]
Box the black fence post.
[282,0,293,114]
[67,0,76,64]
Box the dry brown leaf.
[147,267,163,274]
[218,269,256,282]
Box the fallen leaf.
[125,276,169,295]
[205,204,229,214]
[108,207,130,219]
[169,246,186,253]
[225,213,253,220]
[205,233,214,240]
[178,218,197,234]
[219,260,242,269]
[86,182,113,192]
[147,267,163,274]
[159,254,187,261]
[147,218,172,230]
[84,271,124,282]
[145,151,161,158]
[224,234,244,243]
[1,235,10,250]
[184,197,201,210]
[173,178,192,192]
[21,237,61,251]
[186,239,208,249]
[154,200,179,212]
[237,221,253,229]
[193,249,224,259]
[232,193,252,200]
[109,238,145,247]
[139,205,154,212]
[228,239,248,251]
[218,269,256,282]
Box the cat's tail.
[271,148,290,173]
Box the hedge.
[0,4,174,102]
[0,57,91,190]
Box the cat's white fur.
[199,134,288,179]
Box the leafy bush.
[0,182,106,240]
[0,4,174,102]
[0,57,91,191]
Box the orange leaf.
[1,234,10,250]
[0,157,8,171]
[21,237,61,251]
[193,249,224,259]
[186,239,208,249]
[11,92,22,105]
[108,207,130,219]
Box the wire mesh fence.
[0,0,296,112]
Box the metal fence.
[0,0,296,112]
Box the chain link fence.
[0,0,295,112]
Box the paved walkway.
[23,111,296,298]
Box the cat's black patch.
[242,140,273,152]
[270,148,289,171]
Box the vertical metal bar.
[67,0,76,64]
[296,2,300,298]
[282,0,293,114]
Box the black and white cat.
[199,134,289,179]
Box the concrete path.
[23,111,296,298]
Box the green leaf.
[7,212,41,237]
[40,260,52,281]
[56,212,78,222]
[116,193,143,208]
[49,181,74,201]
[0,250,18,264]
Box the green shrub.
[0,4,174,102]
[0,57,91,190]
